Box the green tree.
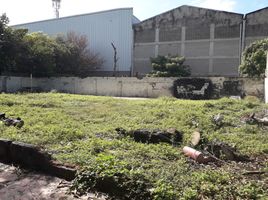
[0,13,13,73]
[24,32,58,76]
[0,14,30,74]
[148,55,191,77]
[239,39,268,77]
[0,14,103,77]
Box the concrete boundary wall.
[265,78,268,103]
[0,76,264,99]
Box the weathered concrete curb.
[0,138,76,181]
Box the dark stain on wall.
[222,80,244,96]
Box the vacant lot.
[0,93,267,199]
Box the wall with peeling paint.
[0,76,264,100]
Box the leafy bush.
[239,38,268,77]
[72,154,152,200]
[147,55,191,77]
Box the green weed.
[0,93,267,199]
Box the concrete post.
[240,19,246,64]
[181,27,186,56]
[209,24,215,74]
[265,52,268,103]
[155,28,159,57]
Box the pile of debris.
[0,113,24,128]
[242,112,268,126]
[116,127,249,165]
[183,131,249,165]
[115,128,183,145]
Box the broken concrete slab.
[0,139,12,162]
[0,163,106,200]
[0,139,77,181]
[9,142,51,170]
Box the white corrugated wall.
[13,8,134,73]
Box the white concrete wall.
[0,76,174,98]
[265,78,268,103]
[0,76,264,99]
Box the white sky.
[0,0,267,25]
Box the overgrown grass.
[0,93,267,199]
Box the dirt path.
[0,163,106,200]
[113,97,152,100]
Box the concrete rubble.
[184,131,250,164]
[0,113,24,128]
[116,128,183,145]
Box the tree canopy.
[239,38,268,78]
[0,14,103,77]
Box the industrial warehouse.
[12,5,268,77]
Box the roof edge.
[137,5,243,24]
[12,7,133,27]
[245,6,268,16]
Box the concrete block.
[121,80,149,97]
[135,29,155,43]
[9,142,51,170]
[214,40,240,56]
[212,58,239,76]
[0,140,77,181]
[185,42,210,57]
[215,25,240,39]
[0,139,12,162]
[246,24,268,37]
[6,77,22,92]
[159,43,180,56]
[134,45,155,58]
[96,78,122,97]
[159,27,181,42]
[265,78,268,103]
[186,26,210,40]
[48,162,76,181]
[133,59,152,75]
[243,78,264,97]
[185,59,210,75]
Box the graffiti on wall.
[174,78,212,100]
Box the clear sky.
[0,0,267,25]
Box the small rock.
[191,131,201,147]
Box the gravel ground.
[0,163,107,200]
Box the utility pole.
[52,0,61,18]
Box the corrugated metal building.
[13,8,139,76]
